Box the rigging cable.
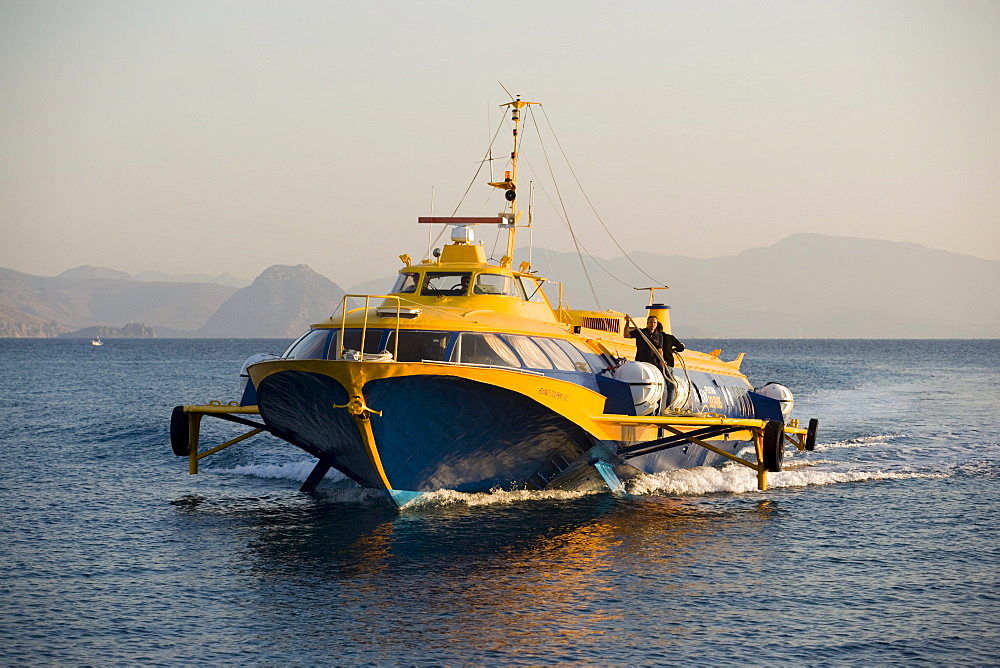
[537,104,669,289]
[517,149,648,290]
[528,105,602,310]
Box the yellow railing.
[337,294,404,361]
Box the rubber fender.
[611,360,664,416]
[762,420,784,472]
[170,406,190,457]
[805,417,819,452]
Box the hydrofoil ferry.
[170,96,819,508]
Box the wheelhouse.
[390,268,543,301]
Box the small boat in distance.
[170,95,819,508]
[91,339,103,347]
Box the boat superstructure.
[170,96,819,507]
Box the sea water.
[0,339,997,665]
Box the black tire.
[762,420,784,472]
[805,418,819,452]
[170,406,190,457]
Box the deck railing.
[337,294,404,361]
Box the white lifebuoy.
[341,349,394,362]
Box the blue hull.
[254,365,781,503]
[256,371,593,493]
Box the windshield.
[473,273,518,296]
[502,334,553,369]
[385,330,451,362]
[518,276,547,303]
[390,272,419,294]
[282,329,331,360]
[450,332,521,367]
[421,272,472,297]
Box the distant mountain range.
[59,323,156,339]
[58,265,250,287]
[1,234,997,338]
[0,264,344,338]
[195,264,344,338]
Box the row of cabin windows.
[391,271,547,302]
[282,328,604,373]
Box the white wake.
[628,462,946,496]
[213,460,347,483]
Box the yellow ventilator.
[646,303,673,334]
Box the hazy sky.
[2,0,998,288]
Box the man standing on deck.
[628,316,685,374]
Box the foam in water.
[205,426,948,505]
[627,462,947,496]
[821,433,906,449]
[398,463,948,508]
[315,486,388,504]
[214,461,347,483]
[403,487,596,509]
[212,455,947,506]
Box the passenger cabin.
[275,231,747,406]
[275,236,625,376]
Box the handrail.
[555,281,573,324]
[338,294,403,361]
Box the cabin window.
[518,276,547,303]
[451,332,521,368]
[534,338,577,371]
[385,330,450,362]
[502,334,553,369]
[283,329,331,360]
[552,339,594,372]
[330,329,385,358]
[282,331,309,357]
[474,273,518,296]
[421,272,472,297]
[391,272,419,294]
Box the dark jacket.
[628,327,685,369]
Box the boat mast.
[490,96,538,263]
